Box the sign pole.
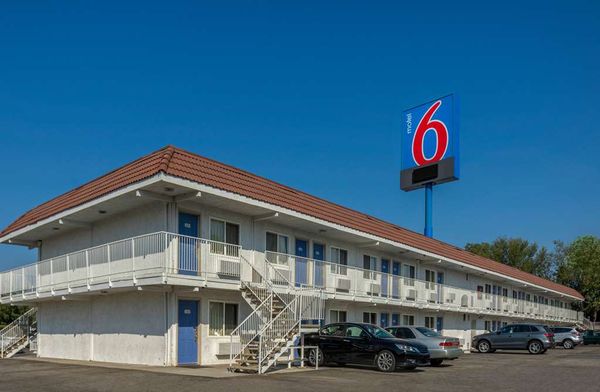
[424,183,433,237]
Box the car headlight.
[395,344,418,353]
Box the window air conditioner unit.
[335,278,351,291]
[218,259,240,277]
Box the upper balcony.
[0,231,582,324]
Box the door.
[295,239,308,287]
[381,259,389,297]
[437,272,445,303]
[392,261,400,298]
[178,213,199,275]
[318,324,346,361]
[494,325,513,348]
[380,312,389,328]
[313,243,325,287]
[343,325,375,364]
[391,313,400,326]
[178,300,199,365]
[436,317,444,332]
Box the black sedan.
[304,322,430,372]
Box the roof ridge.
[158,145,176,172]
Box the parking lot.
[1,346,599,392]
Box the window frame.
[208,300,240,337]
[209,217,241,256]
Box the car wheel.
[528,340,543,354]
[375,350,396,372]
[308,347,324,367]
[563,339,574,349]
[430,359,444,367]
[477,340,492,353]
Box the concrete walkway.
[13,354,317,378]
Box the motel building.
[0,146,583,373]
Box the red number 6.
[412,100,448,166]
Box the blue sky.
[1,1,599,268]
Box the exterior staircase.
[1,308,37,358]
[229,255,323,374]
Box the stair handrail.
[0,308,36,336]
[229,293,274,367]
[0,308,36,358]
[258,296,300,374]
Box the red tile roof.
[0,146,584,300]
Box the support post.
[424,183,433,238]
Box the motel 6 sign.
[400,94,460,191]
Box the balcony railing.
[0,232,242,301]
[0,232,581,323]
[264,251,581,323]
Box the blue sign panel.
[400,94,459,191]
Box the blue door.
[178,300,199,365]
[436,317,444,332]
[295,239,308,287]
[313,243,325,287]
[392,261,400,299]
[380,312,389,328]
[178,213,199,275]
[381,259,389,297]
[391,313,400,326]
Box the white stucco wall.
[40,202,167,260]
[37,291,167,366]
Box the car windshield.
[363,324,395,339]
[416,327,442,337]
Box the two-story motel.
[0,146,583,368]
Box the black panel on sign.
[412,164,438,184]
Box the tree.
[555,236,600,321]
[465,237,554,279]
[0,305,29,328]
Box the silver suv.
[472,324,555,354]
[550,326,582,349]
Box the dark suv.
[472,324,555,354]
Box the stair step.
[229,364,259,373]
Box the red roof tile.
[0,146,584,300]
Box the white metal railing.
[263,250,580,323]
[0,232,580,323]
[0,232,243,302]
[1,308,36,358]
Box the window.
[209,302,238,336]
[330,310,347,323]
[391,313,400,326]
[331,247,348,275]
[513,325,532,333]
[424,316,435,329]
[402,264,415,286]
[320,324,344,336]
[484,320,491,331]
[477,285,484,300]
[363,255,376,279]
[425,270,436,290]
[210,219,240,256]
[402,315,415,326]
[484,284,491,298]
[502,288,508,297]
[395,327,416,338]
[266,232,289,264]
[344,325,368,338]
[363,312,377,325]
